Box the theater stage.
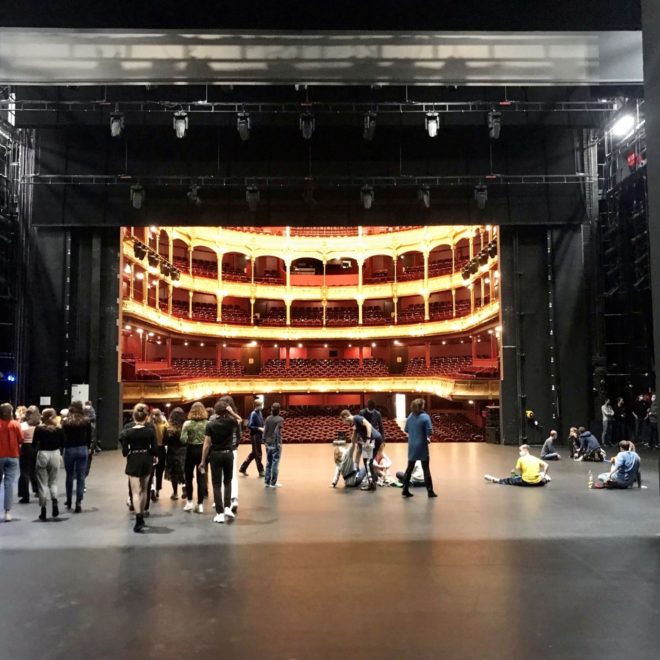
[1,443,659,659]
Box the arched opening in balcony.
[223,252,250,282]
[157,229,170,260]
[191,246,217,279]
[455,237,471,271]
[290,257,326,286]
[428,243,454,278]
[290,301,324,326]
[254,256,285,285]
[254,299,286,326]
[363,297,393,325]
[222,296,251,325]
[429,291,454,321]
[172,238,190,274]
[363,254,394,284]
[397,250,424,281]
[171,287,190,318]
[398,294,425,323]
[325,300,359,326]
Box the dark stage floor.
[1,443,659,659]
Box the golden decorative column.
[188,289,193,319]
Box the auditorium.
[1,2,660,659]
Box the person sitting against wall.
[574,427,606,462]
[484,444,551,486]
[540,430,561,461]
[595,440,641,489]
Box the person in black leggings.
[182,402,208,514]
[201,401,238,524]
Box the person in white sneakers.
[200,401,239,524]
[181,402,208,514]
[216,396,243,513]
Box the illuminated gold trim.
[123,299,499,340]
[122,376,500,403]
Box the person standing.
[150,408,168,501]
[263,402,284,488]
[84,400,99,454]
[359,399,385,446]
[122,405,157,533]
[181,402,208,513]
[33,408,64,521]
[401,398,437,498]
[164,407,186,500]
[61,400,92,513]
[632,394,649,444]
[200,400,238,524]
[217,395,243,513]
[647,394,658,450]
[601,399,615,447]
[0,402,23,522]
[239,399,265,477]
[18,405,41,503]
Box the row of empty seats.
[260,358,389,378]
[430,413,484,442]
[171,358,244,378]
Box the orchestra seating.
[430,413,484,442]
[260,358,389,378]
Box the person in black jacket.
[122,403,157,533]
[217,395,243,513]
[61,401,92,513]
[239,399,264,477]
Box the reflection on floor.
[1,444,659,659]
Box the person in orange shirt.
[484,444,551,486]
[0,402,24,521]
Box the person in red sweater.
[0,402,24,522]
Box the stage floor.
[1,443,659,659]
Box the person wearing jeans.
[61,401,92,513]
[0,402,23,522]
[33,408,65,521]
[239,400,264,477]
[263,402,284,488]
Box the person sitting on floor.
[575,427,606,462]
[596,440,641,489]
[373,442,393,485]
[395,461,426,487]
[568,426,581,458]
[484,444,551,486]
[330,442,366,489]
[540,430,561,460]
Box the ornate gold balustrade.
[122,298,499,340]
[122,375,500,403]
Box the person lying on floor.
[484,444,551,486]
[574,427,606,462]
[330,442,366,489]
[595,440,641,489]
[394,461,426,487]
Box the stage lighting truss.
[363,112,376,141]
[130,183,145,209]
[360,185,374,209]
[132,239,147,260]
[488,110,502,139]
[299,112,315,139]
[237,112,251,141]
[425,112,440,138]
[147,252,160,268]
[246,185,260,211]
[173,110,188,138]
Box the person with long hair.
[0,402,23,522]
[61,400,92,512]
[217,395,243,513]
[200,400,239,524]
[150,408,168,501]
[18,405,41,503]
[181,402,208,513]
[33,408,64,521]
[401,398,437,498]
[164,406,186,500]
[122,403,157,532]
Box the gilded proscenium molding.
[155,225,487,262]
[123,299,499,340]
[123,376,500,403]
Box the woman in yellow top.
[483,445,550,486]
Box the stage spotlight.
[133,240,147,260]
[611,113,635,138]
[237,112,251,141]
[187,184,202,206]
[488,241,497,258]
[110,108,124,137]
[488,110,502,139]
[173,110,188,138]
[461,267,470,281]
[474,185,488,210]
[417,186,431,208]
[246,186,260,212]
[299,112,315,140]
[425,112,440,138]
[478,250,489,266]
[147,252,160,268]
[160,261,171,277]
[130,184,145,210]
[363,112,376,141]
[470,259,479,275]
[170,268,181,282]
[360,185,374,210]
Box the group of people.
[601,393,658,449]
[0,401,95,522]
[119,396,285,532]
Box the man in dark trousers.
[359,399,385,449]
[239,399,265,477]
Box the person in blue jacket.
[401,398,437,498]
